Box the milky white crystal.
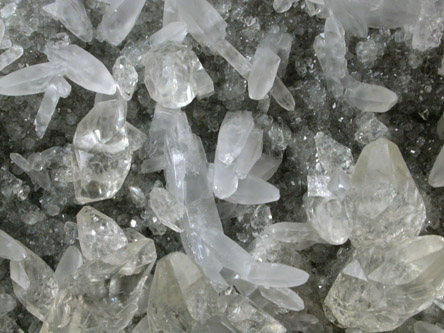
[344,81,399,113]
[10,243,58,321]
[429,145,444,188]
[234,128,263,179]
[265,222,324,250]
[53,246,83,286]
[315,131,354,174]
[0,62,66,96]
[77,206,128,260]
[0,44,23,71]
[97,0,146,46]
[0,294,16,316]
[227,174,280,205]
[344,138,426,246]
[259,286,304,311]
[250,154,282,180]
[46,44,116,95]
[149,187,185,232]
[411,0,444,52]
[0,229,27,261]
[263,27,293,77]
[248,47,281,100]
[43,238,156,332]
[142,41,208,109]
[273,0,294,13]
[354,112,389,144]
[325,236,444,332]
[43,0,93,42]
[149,21,187,47]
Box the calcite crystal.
[0,230,27,261]
[324,236,444,332]
[344,138,426,246]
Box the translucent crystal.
[0,230,26,261]
[0,44,23,71]
[97,0,146,46]
[0,294,16,316]
[142,42,206,109]
[259,286,304,311]
[76,206,128,260]
[344,81,399,113]
[263,28,293,77]
[43,238,156,332]
[0,62,66,96]
[43,0,93,42]
[34,77,71,138]
[216,111,254,165]
[412,0,444,52]
[250,154,282,181]
[112,56,138,101]
[414,321,444,333]
[248,47,280,100]
[225,295,286,333]
[327,169,351,201]
[149,187,185,232]
[315,132,354,174]
[354,113,389,144]
[429,145,444,188]
[10,243,58,321]
[344,138,426,246]
[273,0,294,13]
[147,252,221,331]
[265,222,324,250]
[324,236,444,332]
[54,246,83,285]
[149,21,187,47]
[213,162,238,199]
[227,174,280,205]
[46,44,116,95]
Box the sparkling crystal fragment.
[76,206,128,260]
[0,230,27,261]
[54,246,83,285]
[97,0,146,46]
[344,138,426,246]
[43,0,93,42]
[113,56,138,101]
[149,187,185,232]
[324,236,444,332]
[354,113,389,144]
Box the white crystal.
[0,294,16,316]
[162,0,178,26]
[344,138,426,246]
[273,0,294,13]
[263,28,293,77]
[142,42,207,109]
[259,286,304,311]
[234,128,263,179]
[149,187,185,232]
[315,132,354,174]
[43,0,93,42]
[150,21,187,47]
[193,67,214,99]
[248,47,280,100]
[344,81,399,113]
[0,62,66,96]
[414,321,444,333]
[216,111,254,165]
[212,162,238,199]
[429,145,444,187]
[46,44,116,95]
[97,0,146,46]
[227,174,280,205]
[0,44,23,71]
[324,236,444,332]
[10,243,58,321]
[77,206,128,260]
[54,246,83,286]
[250,154,282,180]
[265,222,324,250]
[412,0,444,52]
[43,238,156,332]
[0,229,27,261]
[34,77,71,138]
[327,169,351,200]
[141,155,167,173]
[354,112,389,144]
[112,56,138,101]
[307,173,331,197]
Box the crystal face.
[344,138,426,246]
[324,236,444,332]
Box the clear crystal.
[149,187,185,232]
[113,56,138,101]
[0,229,27,261]
[248,47,280,100]
[0,44,23,71]
[54,246,83,285]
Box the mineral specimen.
[0,230,27,261]
[429,145,444,188]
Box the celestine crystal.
[1,0,444,332]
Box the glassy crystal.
[327,169,351,201]
[248,47,280,100]
[97,0,146,46]
[0,294,16,316]
[150,21,187,47]
[213,162,238,199]
[265,222,324,250]
[142,42,207,109]
[54,246,83,285]
[324,236,444,332]
[46,44,116,95]
[227,174,280,205]
[259,286,304,311]
[0,44,23,71]
[113,56,138,101]
[344,138,426,246]
[77,206,128,260]
[429,145,444,188]
[250,154,282,181]
[10,243,58,321]
[344,81,399,113]
[412,0,444,52]
[263,28,293,77]
[0,62,66,96]
[315,132,354,175]
[43,0,93,42]
[149,187,185,232]
[147,252,221,331]
[354,113,389,145]
[43,238,156,332]
[0,229,27,261]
